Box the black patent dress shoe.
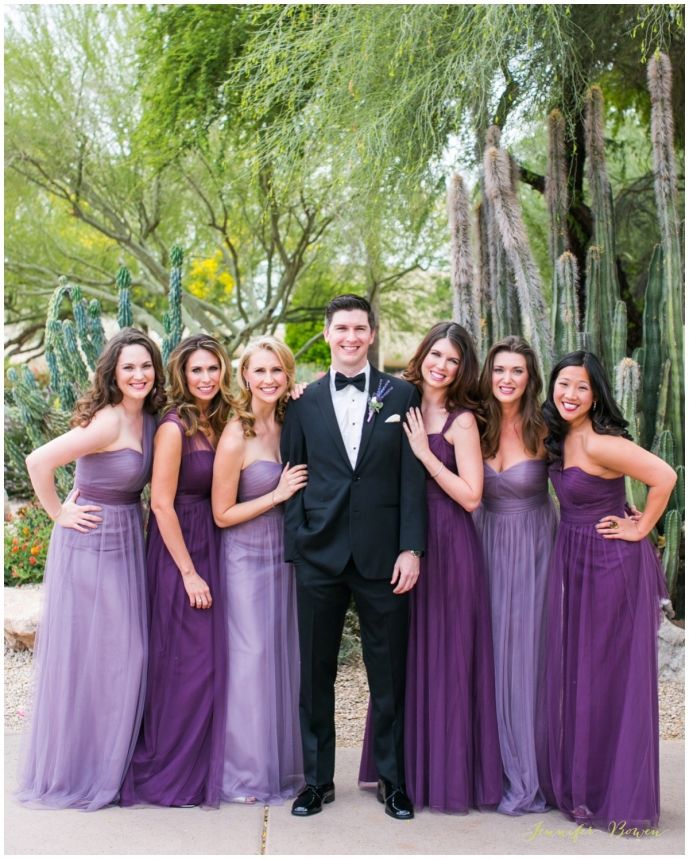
[291,782,335,816]
[377,778,414,820]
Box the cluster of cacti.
[451,53,683,601]
[5,365,73,495]
[5,247,187,502]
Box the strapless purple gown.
[121,411,226,807]
[538,465,667,830]
[359,412,502,812]
[220,460,303,803]
[473,459,558,815]
[16,413,156,810]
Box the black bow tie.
[334,371,366,392]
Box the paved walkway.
[4,735,685,855]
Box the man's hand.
[390,551,420,594]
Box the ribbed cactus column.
[611,300,627,368]
[162,245,184,364]
[448,173,481,352]
[584,86,621,375]
[582,245,602,358]
[640,245,664,448]
[483,143,553,377]
[614,358,647,510]
[554,251,579,355]
[661,508,680,596]
[546,109,570,341]
[648,51,683,466]
[116,265,133,328]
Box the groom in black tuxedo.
[281,294,426,820]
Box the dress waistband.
[75,485,141,505]
[175,493,211,506]
[560,505,626,526]
[481,492,550,514]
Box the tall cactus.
[483,142,552,376]
[554,251,579,354]
[582,245,602,358]
[661,508,681,597]
[614,357,647,510]
[116,265,133,328]
[448,173,480,348]
[610,300,627,368]
[584,86,621,374]
[648,52,683,465]
[162,245,184,363]
[640,245,664,447]
[546,109,570,339]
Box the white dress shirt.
[329,363,370,469]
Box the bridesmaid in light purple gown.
[17,329,165,810]
[121,335,232,807]
[539,351,676,830]
[359,322,501,812]
[473,336,557,815]
[212,336,306,804]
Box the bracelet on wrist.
[430,462,445,479]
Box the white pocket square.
[385,414,401,423]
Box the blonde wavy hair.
[164,334,233,438]
[233,336,296,438]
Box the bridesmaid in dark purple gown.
[539,351,676,830]
[18,329,165,810]
[473,337,557,815]
[359,322,501,812]
[121,335,232,808]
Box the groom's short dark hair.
[324,294,376,330]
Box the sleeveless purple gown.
[359,412,502,812]
[16,412,156,810]
[538,465,667,830]
[121,411,226,808]
[220,460,303,803]
[473,459,557,815]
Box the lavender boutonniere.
[367,379,393,422]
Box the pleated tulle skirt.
[16,502,148,810]
[120,495,226,808]
[220,468,303,804]
[474,486,557,815]
[538,514,666,829]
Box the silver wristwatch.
[407,549,422,558]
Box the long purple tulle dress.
[359,412,502,812]
[16,412,156,810]
[220,460,303,803]
[538,465,667,830]
[473,459,558,815]
[121,411,226,808]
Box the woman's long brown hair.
[403,321,480,413]
[164,334,233,439]
[478,335,546,459]
[70,328,166,427]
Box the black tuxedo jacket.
[280,367,427,578]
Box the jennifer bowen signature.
[525,820,663,842]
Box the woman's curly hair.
[164,334,233,439]
[233,336,296,438]
[70,328,166,427]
